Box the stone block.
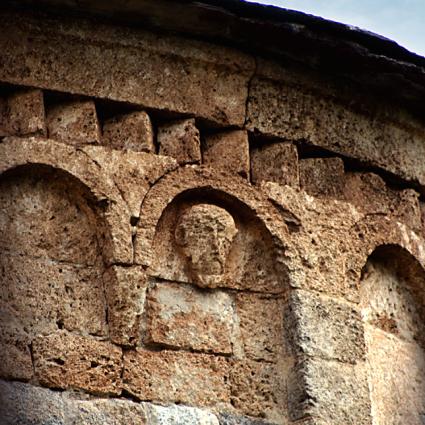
[104,266,147,347]
[68,398,148,425]
[147,404,219,425]
[0,380,68,425]
[229,360,286,421]
[203,130,250,178]
[102,111,155,153]
[251,142,299,187]
[0,254,106,339]
[47,100,100,146]
[288,357,371,424]
[218,413,278,425]
[158,118,201,165]
[0,10,253,126]
[247,69,425,186]
[145,282,234,354]
[123,348,230,407]
[0,340,33,382]
[285,290,365,363]
[0,380,149,425]
[344,172,421,232]
[5,88,46,136]
[33,331,122,395]
[235,293,284,362]
[299,157,345,198]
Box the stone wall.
[0,5,424,425]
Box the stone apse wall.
[0,6,425,425]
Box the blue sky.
[247,0,425,57]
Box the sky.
[246,0,425,57]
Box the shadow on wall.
[360,244,425,425]
[0,164,108,382]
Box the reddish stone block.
[299,157,345,198]
[123,348,230,406]
[33,331,122,395]
[203,130,250,178]
[103,266,147,347]
[158,118,201,164]
[102,111,155,153]
[251,142,299,187]
[2,88,46,136]
[145,282,234,354]
[47,100,100,146]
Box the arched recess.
[0,138,132,264]
[360,244,425,425]
[0,164,110,381]
[132,166,292,421]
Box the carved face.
[175,204,237,286]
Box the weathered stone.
[0,137,133,265]
[145,282,234,354]
[0,340,33,382]
[229,360,287,422]
[263,182,362,301]
[288,357,371,424]
[174,204,238,288]
[0,10,253,126]
[285,290,365,363]
[81,144,177,218]
[0,254,106,340]
[123,348,230,407]
[0,380,149,425]
[0,169,101,264]
[47,100,100,146]
[0,380,68,425]
[344,172,421,232]
[68,398,148,425]
[104,266,147,346]
[147,404,219,425]
[235,293,285,362]
[158,118,201,165]
[102,111,155,153]
[247,62,425,186]
[33,331,122,395]
[203,130,250,178]
[218,413,278,425]
[251,142,299,187]
[299,157,345,198]
[5,88,46,136]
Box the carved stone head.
[174,203,238,287]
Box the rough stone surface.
[0,380,68,425]
[174,203,238,288]
[147,404,219,425]
[288,357,371,424]
[145,282,234,354]
[299,157,345,198]
[235,293,285,362]
[3,88,46,136]
[104,266,147,346]
[47,100,100,146]
[123,348,230,407]
[344,171,421,232]
[158,118,201,165]
[0,10,253,126]
[251,142,299,187]
[229,359,287,422]
[285,290,365,363]
[102,111,155,153]
[247,63,425,186]
[218,413,278,425]
[33,331,122,395]
[203,130,250,178]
